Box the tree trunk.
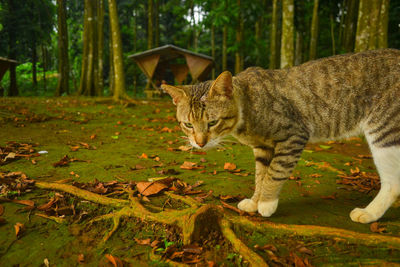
[7,0,18,96]
[269,0,278,69]
[78,0,104,96]
[133,9,137,96]
[330,14,336,55]
[96,0,104,96]
[280,0,294,68]
[222,25,227,71]
[155,0,159,48]
[109,30,114,95]
[56,0,69,96]
[377,0,389,48]
[343,0,358,52]
[41,44,47,92]
[32,39,37,88]
[147,0,153,50]
[108,0,128,101]
[235,0,243,74]
[211,23,215,79]
[354,0,371,52]
[294,31,303,66]
[309,0,319,60]
[367,0,381,50]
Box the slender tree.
[108,0,128,101]
[309,0,319,60]
[269,0,278,69]
[222,23,227,71]
[147,0,153,49]
[280,0,294,68]
[378,0,389,48]
[355,0,389,52]
[56,0,69,96]
[155,0,160,47]
[96,0,104,96]
[342,0,358,52]
[235,0,243,74]
[78,0,104,96]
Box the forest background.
[0,0,399,99]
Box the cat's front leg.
[257,136,307,217]
[238,146,274,213]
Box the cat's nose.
[197,142,206,147]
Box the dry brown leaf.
[370,222,386,233]
[14,222,24,237]
[223,162,237,171]
[38,197,58,211]
[77,253,85,263]
[134,238,151,246]
[105,254,123,267]
[0,217,6,224]
[178,145,192,152]
[12,199,35,207]
[136,182,168,196]
[180,161,203,170]
[298,246,313,255]
[139,153,148,159]
[320,192,337,200]
[254,244,278,252]
[0,204,4,216]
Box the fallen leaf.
[319,145,331,150]
[14,222,24,237]
[134,238,151,245]
[136,182,168,196]
[254,244,278,252]
[298,246,313,255]
[105,254,123,267]
[90,134,97,140]
[12,199,35,207]
[224,162,237,171]
[178,145,192,152]
[370,222,386,233]
[320,192,337,200]
[183,244,203,254]
[180,161,204,170]
[4,152,16,161]
[139,153,148,159]
[0,217,6,224]
[44,258,50,267]
[0,204,4,216]
[77,254,85,263]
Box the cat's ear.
[207,71,233,99]
[161,84,187,105]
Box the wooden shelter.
[0,57,18,81]
[128,45,214,97]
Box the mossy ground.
[1,97,400,266]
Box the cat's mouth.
[189,138,221,150]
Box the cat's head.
[162,71,240,149]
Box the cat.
[161,49,400,224]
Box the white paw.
[238,198,258,213]
[350,208,377,224]
[258,199,279,217]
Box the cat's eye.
[184,122,193,128]
[208,120,219,127]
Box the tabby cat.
[162,49,400,224]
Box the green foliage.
[0,0,399,96]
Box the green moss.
[1,97,400,266]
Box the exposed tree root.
[34,181,400,266]
[229,216,400,249]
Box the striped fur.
[163,49,400,223]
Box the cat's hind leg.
[350,141,400,223]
